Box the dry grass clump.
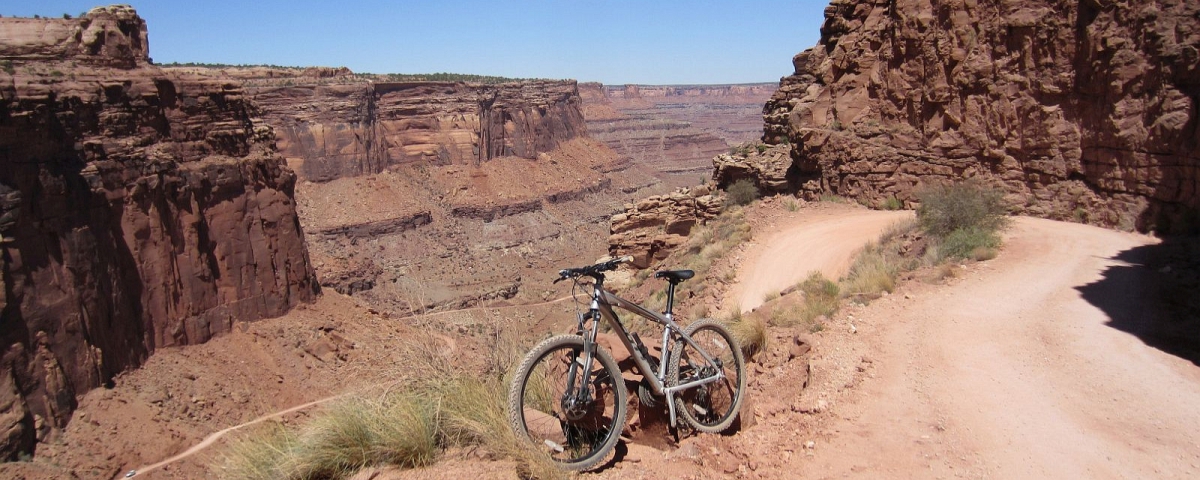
[798,272,840,325]
[215,323,562,480]
[841,220,920,300]
[729,314,769,361]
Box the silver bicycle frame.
[588,284,725,427]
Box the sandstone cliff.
[0,7,318,458]
[239,78,588,183]
[764,0,1199,230]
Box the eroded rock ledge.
[762,0,1199,230]
[0,7,318,458]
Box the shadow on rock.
[1077,235,1200,366]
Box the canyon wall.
[241,78,588,182]
[0,7,318,458]
[763,0,1199,230]
[581,82,775,187]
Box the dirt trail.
[792,217,1200,479]
[735,206,912,312]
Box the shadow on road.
[1076,235,1200,366]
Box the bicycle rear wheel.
[667,319,746,433]
[507,334,627,471]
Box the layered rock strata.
[242,79,588,183]
[608,187,722,268]
[763,0,1199,229]
[0,7,317,458]
[581,82,775,187]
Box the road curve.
[735,207,912,313]
[794,217,1200,479]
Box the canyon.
[580,82,775,187]
[754,0,1199,232]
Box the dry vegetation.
[214,325,563,480]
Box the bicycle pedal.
[692,404,708,415]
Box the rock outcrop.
[608,187,722,268]
[240,79,588,182]
[712,143,797,194]
[0,7,318,458]
[763,0,1199,229]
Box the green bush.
[939,226,1001,261]
[883,196,903,210]
[916,182,1008,238]
[725,179,759,207]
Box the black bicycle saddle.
[654,270,695,282]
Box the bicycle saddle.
[654,270,695,282]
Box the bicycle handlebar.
[555,255,633,282]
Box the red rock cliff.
[764,0,1199,231]
[242,79,588,182]
[0,6,318,458]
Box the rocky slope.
[762,0,1199,231]
[581,82,775,187]
[0,7,318,459]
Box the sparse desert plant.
[762,290,781,303]
[938,225,1001,261]
[729,316,769,361]
[724,178,759,207]
[798,271,840,324]
[916,181,1008,239]
[784,198,800,212]
[841,243,898,299]
[883,196,903,210]
[819,193,848,204]
[215,423,300,480]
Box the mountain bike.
[506,256,746,471]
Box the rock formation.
[581,82,775,187]
[712,143,797,194]
[608,187,722,268]
[763,0,1199,230]
[0,7,318,458]
[240,78,588,183]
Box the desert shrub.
[725,178,759,207]
[883,196,903,210]
[784,198,800,212]
[1,60,14,75]
[841,244,898,299]
[755,143,769,154]
[916,182,1008,238]
[729,316,769,361]
[215,424,300,480]
[798,272,839,324]
[939,226,1001,261]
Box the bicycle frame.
[574,280,726,428]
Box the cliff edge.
[0,6,318,458]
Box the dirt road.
[792,217,1200,479]
[735,206,912,312]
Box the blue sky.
[2,1,828,85]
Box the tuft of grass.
[883,196,903,210]
[724,178,759,207]
[762,290,781,303]
[797,271,839,325]
[215,322,562,480]
[784,198,800,212]
[729,316,769,361]
[215,423,300,480]
[841,243,898,299]
[819,193,848,204]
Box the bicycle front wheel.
[507,334,627,471]
[668,319,746,433]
